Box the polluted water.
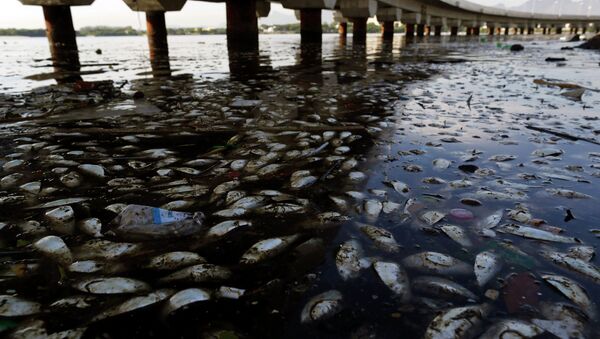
[0,33,600,338]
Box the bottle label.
[152,208,190,224]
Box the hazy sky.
[1,0,533,29]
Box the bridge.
[17,0,600,81]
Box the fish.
[300,290,343,323]
[385,180,410,195]
[497,224,579,243]
[372,261,410,301]
[359,224,400,253]
[335,240,363,280]
[403,252,472,275]
[162,288,211,316]
[542,273,595,316]
[420,211,446,226]
[364,199,383,221]
[206,220,252,238]
[0,295,41,317]
[540,250,600,283]
[440,224,472,247]
[424,304,490,339]
[412,276,477,301]
[479,320,543,339]
[478,210,503,230]
[159,264,232,283]
[93,289,174,322]
[474,251,502,287]
[240,235,300,264]
[144,252,206,271]
[73,277,150,294]
[33,235,73,266]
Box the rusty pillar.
[416,24,425,37]
[405,24,415,37]
[146,11,171,76]
[382,21,394,40]
[300,8,322,43]
[352,17,367,44]
[43,5,81,83]
[226,0,258,52]
[339,22,348,36]
[434,25,442,36]
[450,26,458,36]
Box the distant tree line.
[0,23,405,37]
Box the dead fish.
[479,319,543,339]
[475,189,527,201]
[160,264,232,283]
[329,196,348,210]
[424,304,490,339]
[73,277,150,294]
[348,171,366,182]
[72,240,143,261]
[385,180,410,195]
[44,205,75,235]
[335,240,363,280]
[207,220,252,238]
[359,224,400,253]
[68,260,109,273]
[225,190,246,206]
[567,245,594,262]
[19,181,41,195]
[255,203,305,215]
[145,252,206,271]
[213,208,247,218]
[78,164,105,178]
[240,235,300,264]
[290,175,318,190]
[532,302,586,339]
[420,211,446,226]
[257,163,285,176]
[546,188,592,199]
[60,171,82,188]
[33,235,73,266]
[300,290,343,323]
[0,295,41,317]
[212,180,240,197]
[474,251,502,287]
[542,273,595,316]
[373,261,410,301]
[230,196,266,210]
[162,288,211,316]
[497,224,579,243]
[216,286,245,300]
[364,199,383,221]
[403,252,472,275]
[540,250,600,283]
[50,295,95,310]
[412,276,477,301]
[440,224,472,247]
[93,289,174,322]
[532,148,564,157]
[488,154,516,162]
[433,158,451,169]
[382,201,401,214]
[478,210,503,230]
[78,218,102,238]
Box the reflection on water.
[0,34,600,338]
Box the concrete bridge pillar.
[405,23,415,37]
[339,0,377,44]
[542,27,547,35]
[226,0,259,51]
[556,27,563,34]
[20,0,95,83]
[300,9,322,43]
[450,26,458,36]
[582,27,587,34]
[339,22,348,36]
[527,27,534,35]
[352,17,368,43]
[473,27,480,36]
[416,24,425,37]
[488,26,495,35]
[434,25,442,36]
[381,21,394,40]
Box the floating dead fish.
[44,205,75,235]
[216,286,245,300]
[50,295,95,310]
[373,261,410,301]
[300,290,343,323]
[440,224,472,247]
[433,158,451,169]
[532,302,587,339]
[68,260,109,273]
[385,180,410,195]
[240,235,300,264]
[162,288,211,316]
[542,273,595,316]
[420,211,445,226]
[424,304,490,339]
[73,240,143,261]
[93,289,174,322]
[290,174,318,190]
[479,319,543,339]
[359,224,400,252]
[497,224,579,243]
[256,203,305,215]
[78,164,105,178]
[532,148,564,157]
[60,171,82,188]
[160,264,232,283]
[540,250,600,283]
[403,252,472,275]
[488,154,516,162]
[382,201,401,214]
[33,235,73,266]
[0,295,41,317]
[348,171,366,182]
[412,276,477,301]
[207,220,252,238]
[478,210,503,230]
[73,277,150,294]
[364,199,383,221]
[78,218,102,237]
[145,252,206,271]
[230,196,266,210]
[567,245,594,262]
[546,189,592,199]
[19,181,40,195]
[335,240,363,280]
[475,251,502,287]
[225,191,246,206]
[475,189,527,201]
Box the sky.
[0,0,538,29]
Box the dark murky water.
[0,34,599,338]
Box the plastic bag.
[110,205,205,241]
